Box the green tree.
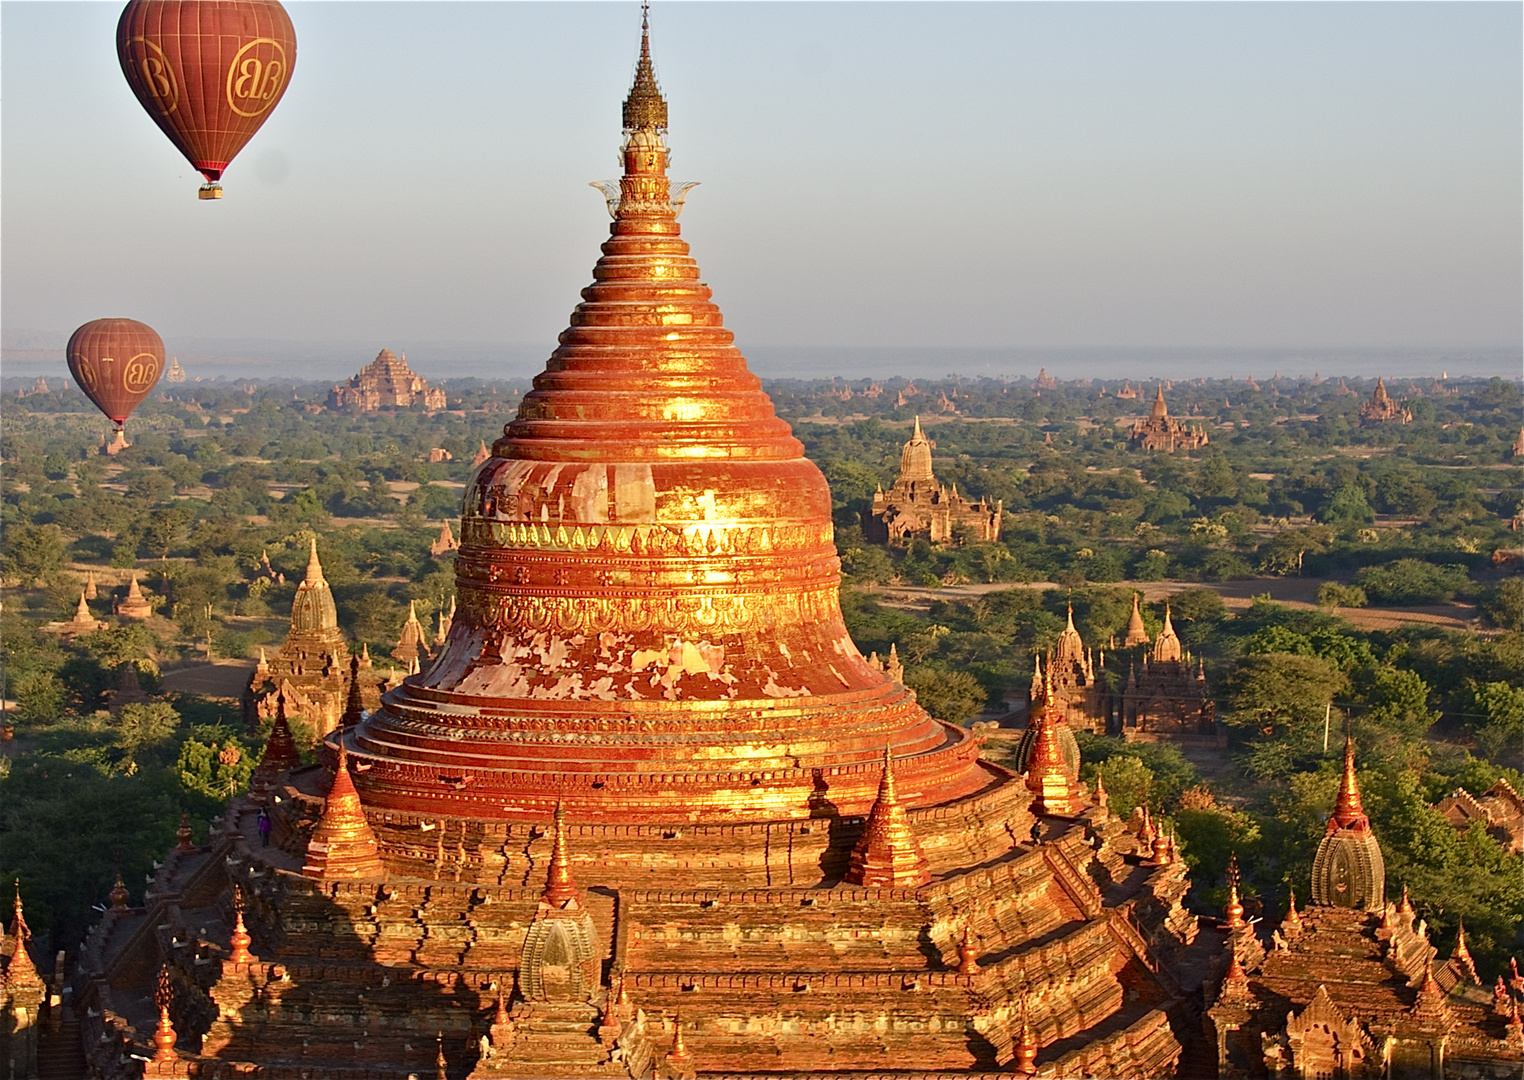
[903,666,985,724]
[1469,681,1524,763]
[1352,559,1469,605]
[1321,483,1375,528]
[114,702,181,769]
[1479,578,1522,632]
[1316,582,1367,609]
[1223,654,1346,737]
[2,523,67,586]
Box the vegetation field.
[1,370,1519,976]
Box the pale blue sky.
[3,2,1520,366]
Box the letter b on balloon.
[227,38,288,117]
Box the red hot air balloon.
[67,319,166,431]
[117,0,297,199]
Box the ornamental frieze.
[460,517,832,556]
[455,583,839,637]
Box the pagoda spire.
[253,692,302,788]
[1025,671,1085,817]
[1329,736,1369,832]
[7,882,40,986]
[1123,592,1150,647]
[1153,604,1182,662]
[1450,919,1479,984]
[342,653,364,727]
[542,802,580,908]
[302,744,385,879]
[624,1,667,133]
[304,536,325,584]
[845,746,930,887]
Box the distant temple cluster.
[1129,385,1209,452]
[327,349,446,412]
[1360,376,1412,426]
[864,417,1002,544]
[1016,595,1217,744]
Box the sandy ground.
[873,577,1478,633]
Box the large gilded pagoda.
[73,16,1208,1078]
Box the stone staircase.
[37,1008,87,1080]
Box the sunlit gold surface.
[345,21,993,826]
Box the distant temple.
[114,572,154,620]
[864,417,1002,543]
[244,540,378,736]
[429,520,460,556]
[165,355,187,383]
[1115,380,1139,400]
[1034,367,1058,390]
[327,349,446,412]
[1118,606,1218,744]
[1129,386,1209,452]
[1359,377,1411,426]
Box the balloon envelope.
[67,319,165,427]
[117,0,297,192]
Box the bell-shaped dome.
[345,25,994,825]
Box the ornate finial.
[229,887,254,963]
[1284,886,1302,931]
[1398,882,1413,916]
[153,965,178,1061]
[175,812,196,853]
[543,801,579,908]
[1092,772,1109,814]
[1224,868,1246,931]
[1329,735,1369,832]
[1025,698,1085,817]
[956,926,979,974]
[110,872,130,910]
[7,883,39,985]
[665,1014,694,1073]
[435,1033,448,1080]
[1150,823,1171,865]
[623,4,668,132]
[1013,996,1038,1075]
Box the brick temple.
[54,13,1521,1080]
[328,349,447,412]
[864,418,1003,544]
[1129,387,1209,453]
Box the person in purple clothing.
[257,806,272,847]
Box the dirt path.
[870,577,1477,632]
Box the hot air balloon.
[67,319,165,435]
[116,0,297,199]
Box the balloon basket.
[198,183,223,200]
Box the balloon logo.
[116,0,297,199]
[67,319,166,430]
